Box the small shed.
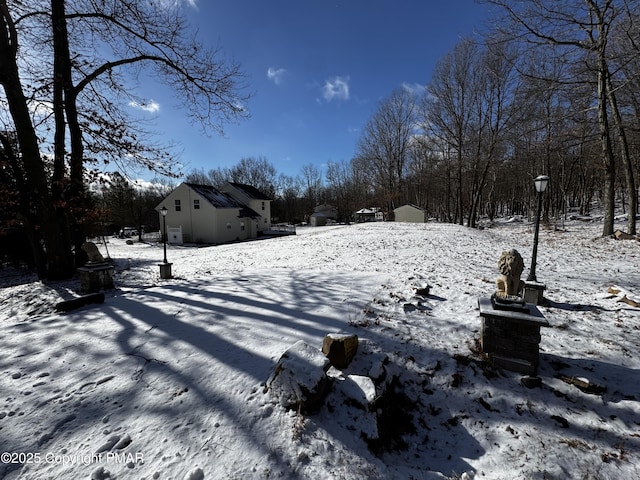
[393,204,427,223]
[313,204,338,220]
[309,212,328,227]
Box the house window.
[175,199,181,212]
[193,199,200,210]
[240,222,245,231]
[226,223,231,229]
[261,201,265,211]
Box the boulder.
[264,340,330,411]
[322,333,358,368]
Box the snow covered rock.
[341,374,377,409]
[183,467,204,480]
[264,340,331,411]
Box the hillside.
[1,220,639,479]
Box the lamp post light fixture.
[527,175,549,283]
[160,206,168,264]
[158,206,172,279]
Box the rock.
[322,333,358,368]
[264,340,330,411]
[521,376,542,389]
[413,284,431,296]
[613,229,637,240]
[340,375,377,409]
[183,467,204,480]
[91,467,112,480]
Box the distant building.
[355,207,384,223]
[393,204,427,223]
[156,182,271,244]
[310,204,338,226]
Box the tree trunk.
[605,70,636,235]
[0,2,74,279]
[596,58,616,236]
[52,0,87,265]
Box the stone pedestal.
[523,281,546,305]
[478,297,549,375]
[159,262,173,279]
[77,262,114,293]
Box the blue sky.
[132,0,492,181]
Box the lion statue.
[81,241,105,264]
[495,249,524,298]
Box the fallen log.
[55,293,105,313]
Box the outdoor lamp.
[160,206,168,264]
[534,175,549,194]
[527,175,550,282]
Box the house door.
[167,226,183,244]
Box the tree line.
[2,0,639,279]
[189,0,640,233]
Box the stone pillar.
[523,281,546,305]
[478,297,549,375]
[77,262,114,293]
[159,262,173,279]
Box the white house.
[156,182,271,244]
[393,204,427,223]
[220,182,272,234]
[309,204,338,226]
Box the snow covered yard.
[0,221,639,479]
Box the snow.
[1,220,639,479]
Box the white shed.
[393,204,427,223]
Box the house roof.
[239,206,262,219]
[186,183,244,209]
[228,182,271,201]
[356,208,380,215]
[394,204,426,212]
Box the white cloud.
[267,67,287,85]
[129,100,160,113]
[156,0,198,9]
[401,82,426,95]
[322,76,350,102]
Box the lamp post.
[158,206,173,279]
[161,206,168,264]
[527,175,549,282]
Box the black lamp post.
[527,175,550,282]
[160,206,168,264]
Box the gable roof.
[186,183,244,209]
[228,182,271,201]
[394,204,426,212]
[185,183,262,219]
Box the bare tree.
[355,87,417,214]
[0,0,249,278]
[300,163,324,215]
[229,157,277,198]
[487,0,639,235]
[424,38,483,225]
